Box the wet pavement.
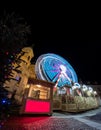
[52,106,101,130]
[1,107,101,130]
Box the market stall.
[20,79,54,115]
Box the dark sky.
[0,5,101,83]
[32,40,101,83]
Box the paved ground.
[52,106,101,130]
[1,107,101,130]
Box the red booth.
[20,79,54,115]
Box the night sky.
[0,5,101,83]
[32,40,101,83]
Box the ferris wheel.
[35,53,78,87]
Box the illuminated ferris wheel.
[35,53,78,87]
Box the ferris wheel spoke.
[51,73,60,82]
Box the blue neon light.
[35,53,78,87]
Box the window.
[28,84,50,100]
